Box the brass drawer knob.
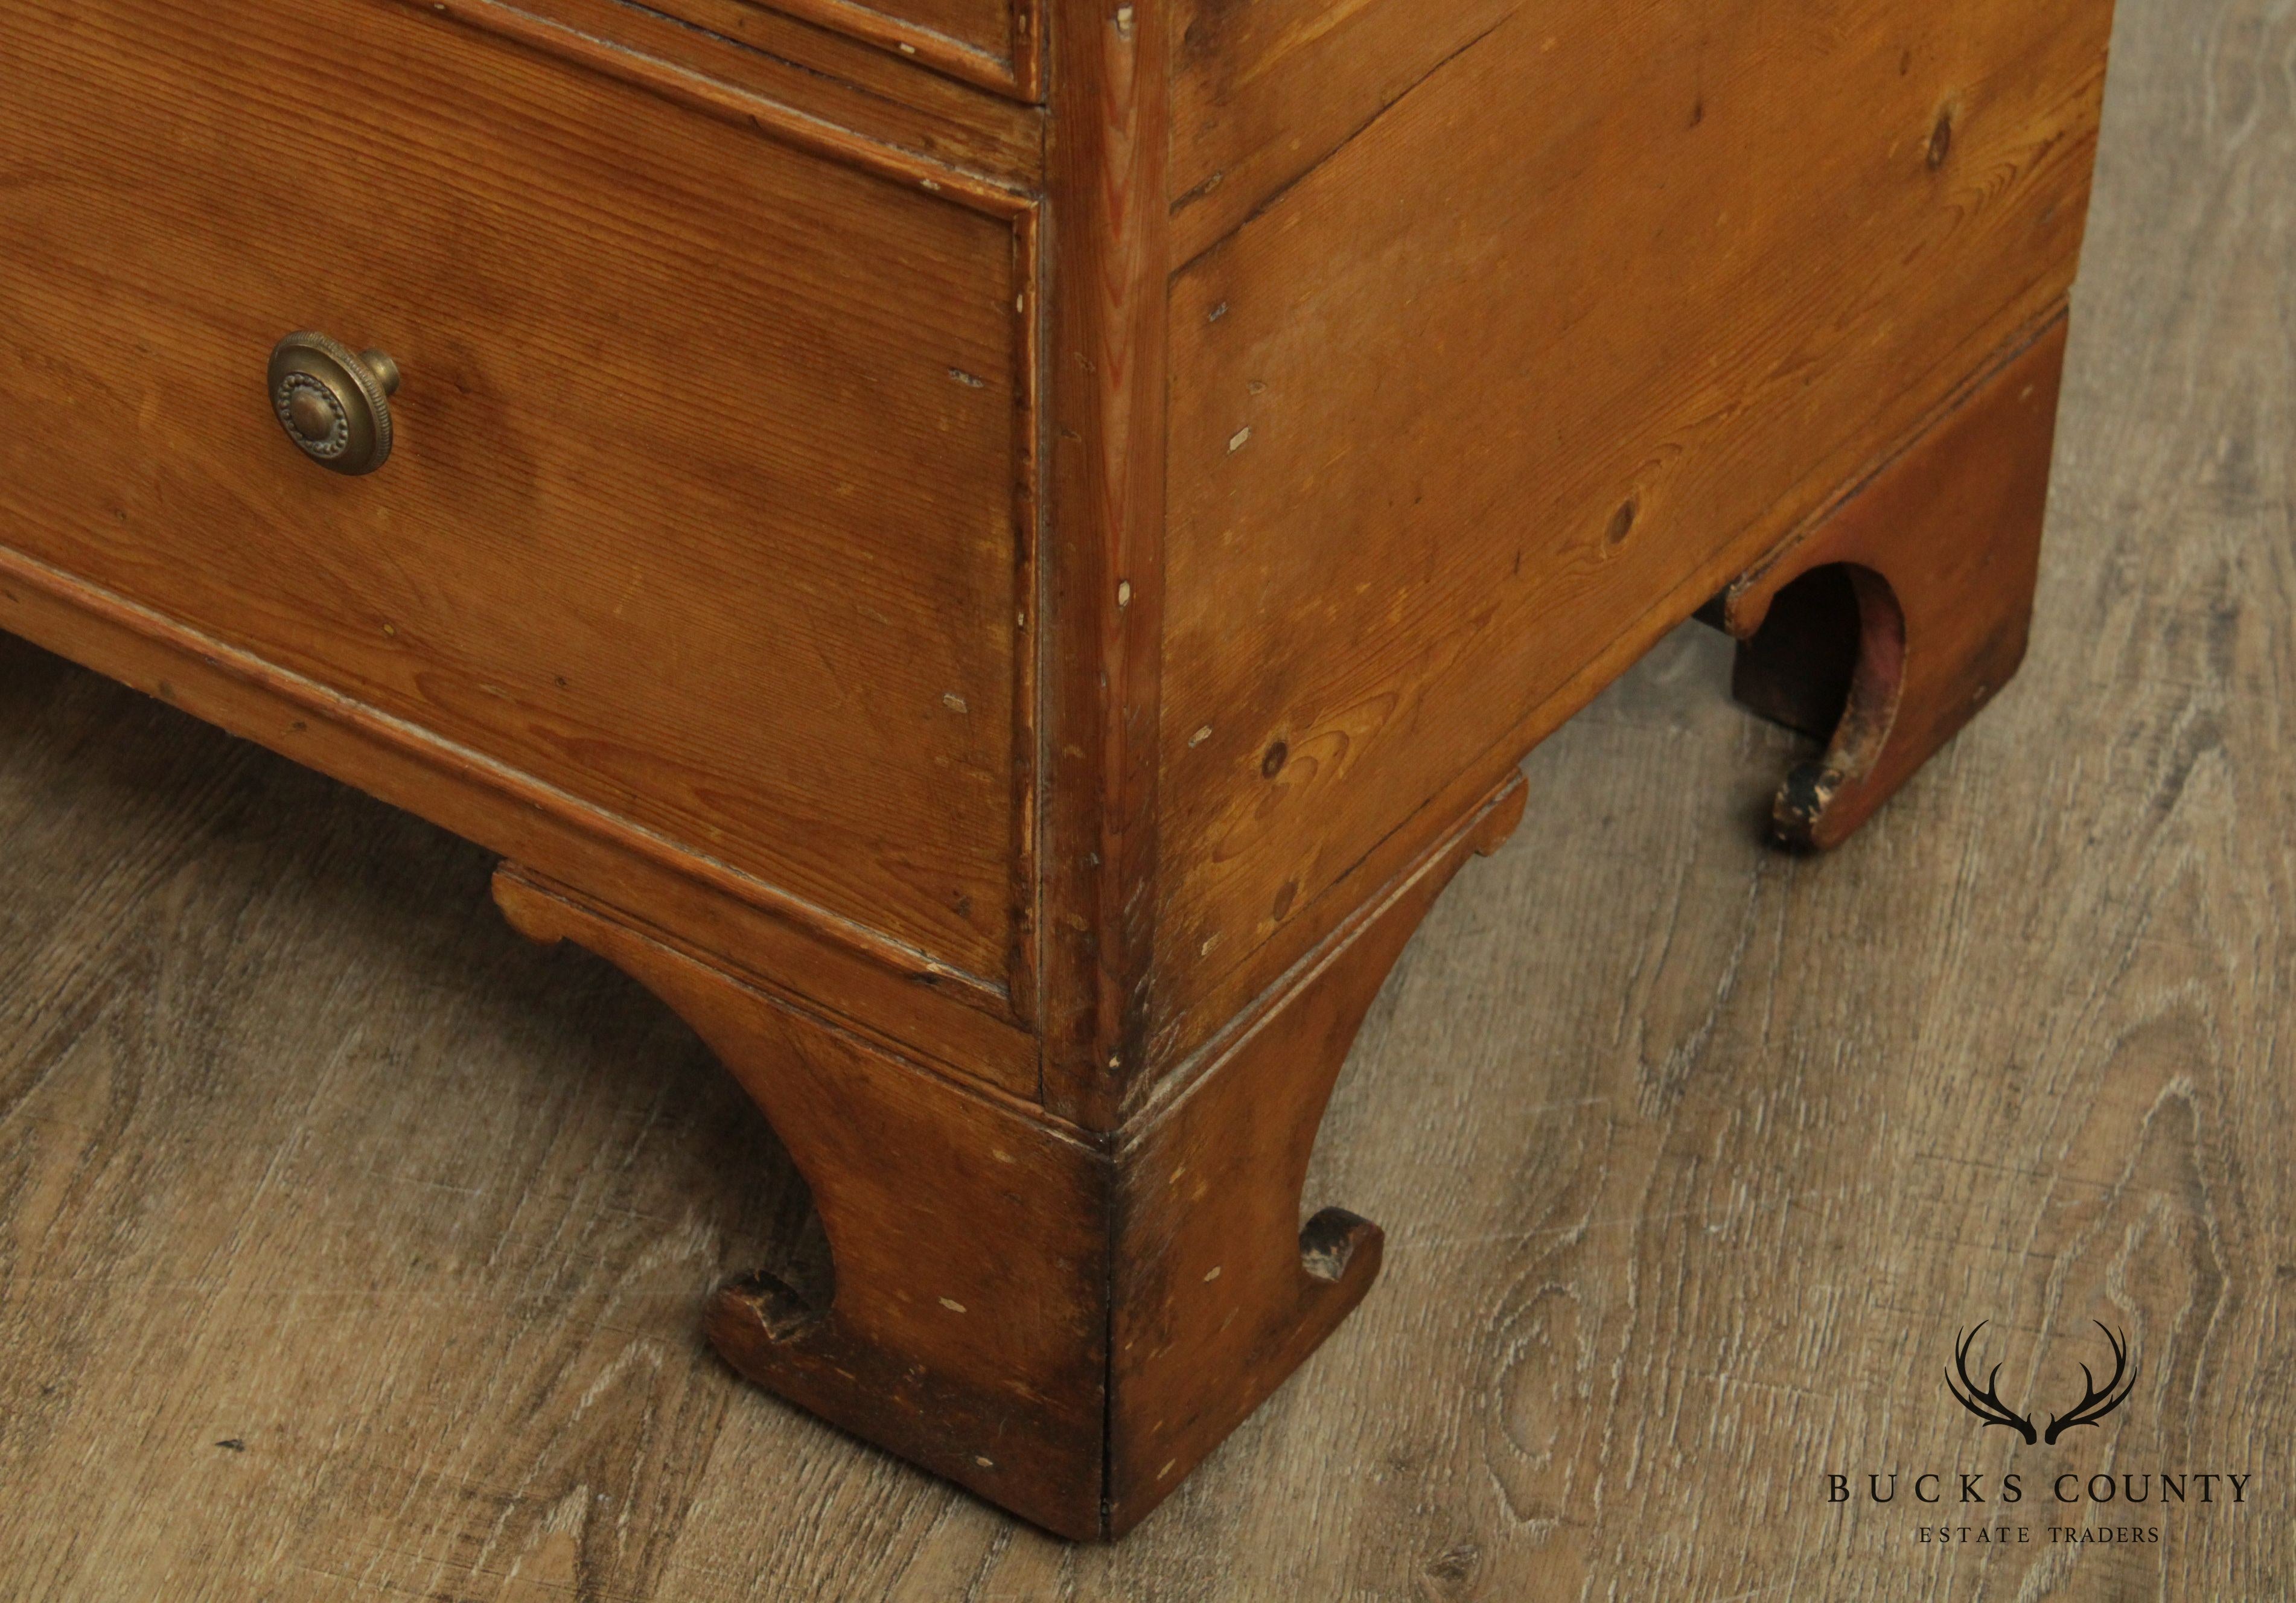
[268,332,401,476]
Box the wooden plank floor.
[1,0,2288,1595]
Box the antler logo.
[1947,1321,2138,1446]
[1947,1323,2036,1444]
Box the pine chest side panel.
[1153,0,2115,1059]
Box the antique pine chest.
[0,0,2113,1540]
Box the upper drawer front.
[0,0,1035,986]
[645,0,1042,100]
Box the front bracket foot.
[485,773,1526,1541]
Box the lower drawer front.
[0,0,1030,983]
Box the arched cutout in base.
[1103,772,1524,1534]
[1710,314,2068,852]
[1731,561,1909,849]
[489,773,1526,1542]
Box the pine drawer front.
[640,0,1043,101]
[0,0,1038,996]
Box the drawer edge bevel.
[697,0,1044,101]
[0,541,1044,1094]
[419,0,1043,213]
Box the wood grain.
[647,0,1042,101]
[0,0,2288,1591]
[1108,774,1525,1537]
[1721,314,2068,850]
[1153,0,2112,1068]
[494,862,1113,1540]
[1036,0,1174,1121]
[1168,0,1519,264]
[0,537,1044,1095]
[0,0,1033,987]
[470,0,1047,187]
